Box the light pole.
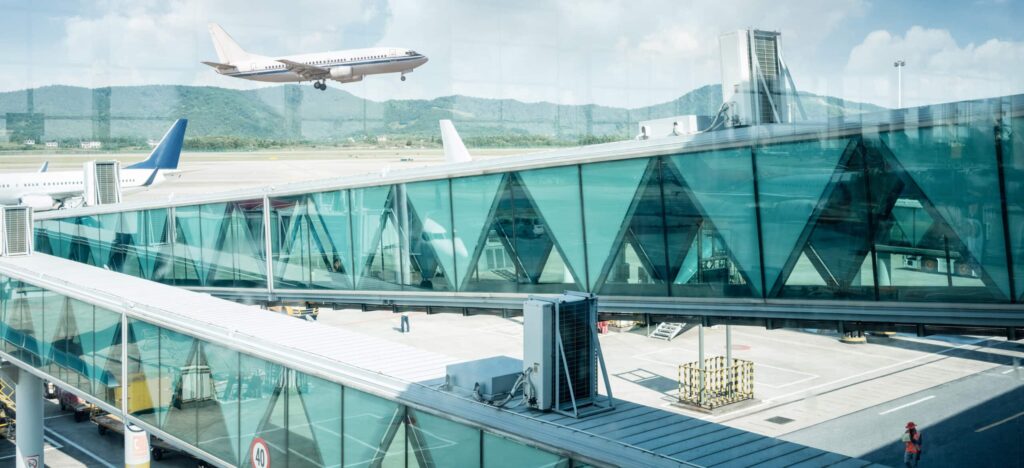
[894,60,906,108]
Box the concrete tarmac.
[784,359,1024,467]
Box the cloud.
[841,26,1024,107]
[367,0,868,107]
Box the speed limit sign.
[250,437,271,468]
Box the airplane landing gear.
[400,74,407,82]
[313,80,327,90]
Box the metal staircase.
[0,376,15,438]
[649,322,686,341]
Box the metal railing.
[678,356,754,410]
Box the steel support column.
[15,369,43,468]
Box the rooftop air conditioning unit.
[0,206,33,256]
[718,29,805,128]
[523,291,613,418]
[83,160,122,206]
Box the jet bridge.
[30,94,1024,336]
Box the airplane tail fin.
[208,23,251,64]
[440,120,472,163]
[141,168,160,187]
[128,119,187,170]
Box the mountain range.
[0,84,886,143]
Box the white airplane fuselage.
[218,47,428,84]
[0,169,169,208]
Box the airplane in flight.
[0,119,188,211]
[201,23,428,91]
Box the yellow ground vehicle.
[269,304,319,321]
[91,411,178,461]
[0,378,14,438]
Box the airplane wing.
[38,161,49,173]
[201,61,237,71]
[277,59,330,80]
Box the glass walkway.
[0,252,876,467]
[32,95,1024,328]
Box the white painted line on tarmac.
[878,395,935,415]
[45,413,71,420]
[975,411,1024,433]
[1001,368,1016,375]
[754,363,820,389]
[44,427,117,468]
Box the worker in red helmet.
[901,421,923,467]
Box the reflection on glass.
[518,166,586,292]
[344,387,403,467]
[1004,114,1024,301]
[597,159,669,296]
[292,372,341,467]
[875,107,1008,302]
[403,180,455,291]
[197,341,241,465]
[408,409,480,467]
[353,186,402,290]
[482,433,568,468]
[451,174,505,291]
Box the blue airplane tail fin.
[128,119,187,170]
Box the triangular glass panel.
[127,319,162,427]
[34,227,53,256]
[881,118,1011,300]
[868,140,1004,302]
[343,388,404,467]
[173,206,203,285]
[7,294,42,367]
[451,174,504,290]
[518,166,587,288]
[671,149,762,297]
[351,186,393,285]
[210,202,266,287]
[595,161,670,296]
[239,356,284,465]
[49,219,71,259]
[756,139,850,295]
[285,372,326,467]
[64,299,92,393]
[196,341,241,466]
[308,190,353,290]
[89,213,120,268]
[272,196,310,288]
[294,372,341,467]
[124,209,170,281]
[159,328,197,440]
[358,189,402,290]
[197,203,229,285]
[92,309,122,406]
[774,144,876,299]
[581,158,649,291]
[405,180,456,291]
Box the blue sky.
[1,0,1022,108]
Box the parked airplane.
[439,120,472,164]
[0,119,188,211]
[202,23,428,91]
